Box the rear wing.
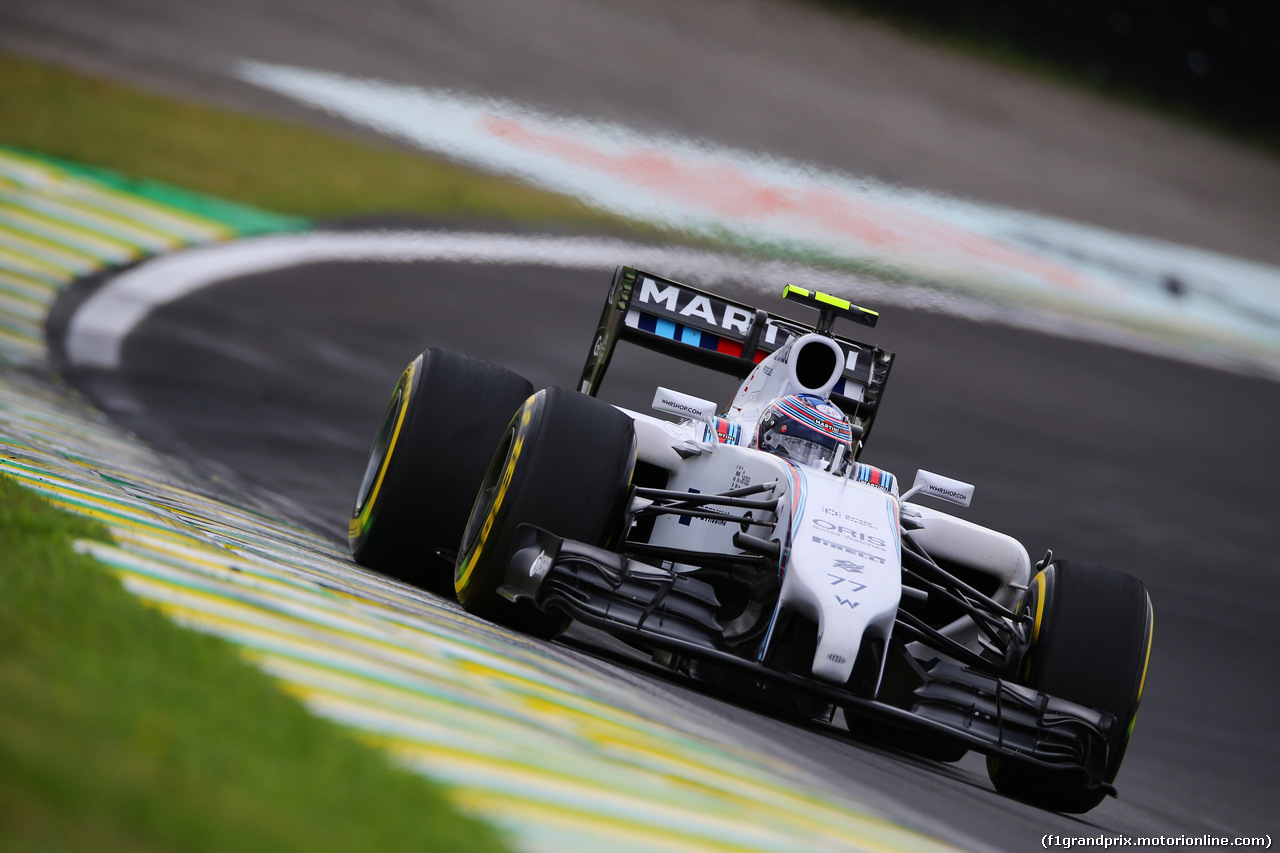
[578,266,895,447]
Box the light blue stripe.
[679,325,702,346]
[654,318,676,339]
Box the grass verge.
[0,51,635,228]
[0,474,508,853]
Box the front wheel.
[987,559,1153,813]
[349,349,533,594]
[455,387,636,637]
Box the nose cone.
[775,473,902,684]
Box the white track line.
[60,230,886,368]
[66,229,1280,380]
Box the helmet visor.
[760,428,847,473]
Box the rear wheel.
[987,559,1153,813]
[455,387,635,637]
[349,349,533,594]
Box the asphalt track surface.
[51,251,1280,849]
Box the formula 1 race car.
[349,266,1154,814]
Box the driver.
[755,393,854,474]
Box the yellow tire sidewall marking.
[456,399,534,593]
[350,355,418,540]
[1018,570,1047,682]
[1031,570,1046,645]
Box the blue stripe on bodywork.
[758,462,805,662]
[678,487,700,526]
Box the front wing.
[501,524,1120,796]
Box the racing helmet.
[756,394,853,473]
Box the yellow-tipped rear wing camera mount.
[782,285,879,335]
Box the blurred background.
[827,0,1278,144]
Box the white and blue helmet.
[756,393,853,473]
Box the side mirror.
[652,387,716,426]
[901,470,975,507]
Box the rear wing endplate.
[578,267,895,447]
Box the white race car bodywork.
[352,265,1147,810]
[621,330,1031,686]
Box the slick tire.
[455,386,636,638]
[349,349,533,594]
[987,559,1154,813]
